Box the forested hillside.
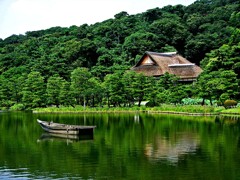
[0,0,239,110]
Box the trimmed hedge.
[224,100,238,109]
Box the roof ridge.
[146,51,177,57]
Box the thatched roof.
[131,51,202,81]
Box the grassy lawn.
[33,105,146,113]
[33,104,240,115]
[220,107,240,114]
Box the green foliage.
[182,98,216,106]
[70,67,92,106]
[59,80,75,107]
[219,93,230,104]
[22,71,46,108]
[182,98,204,105]
[0,0,239,110]
[86,77,104,107]
[149,13,188,53]
[147,104,216,113]
[103,72,125,107]
[46,74,65,107]
[10,103,25,111]
[123,31,160,64]
[196,70,238,104]
[123,71,150,107]
[145,101,159,107]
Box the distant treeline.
[0,0,239,110]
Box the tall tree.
[123,71,150,107]
[59,80,75,107]
[0,76,13,108]
[103,72,125,107]
[70,67,92,107]
[22,71,46,108]
[196,70,238,105]
[86,77,103,107]
[46,74,65,107]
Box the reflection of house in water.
[144,132,200,164]
[134,114,140,123]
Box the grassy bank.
[220,107,240,114]
[32,104,240,115]
[33,105,146,113]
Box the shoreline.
[32,110,240,116]
[2,105,239,116]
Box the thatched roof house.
[131,51,202,81]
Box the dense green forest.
[0,0,239,110]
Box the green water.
[0,112,240,179]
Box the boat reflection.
[38,132,94,143]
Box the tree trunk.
[138,93,144,107]
[92,95,95,107]
[107,96,110,108]
[210,97,213,106]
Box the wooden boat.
[37,119,96,135]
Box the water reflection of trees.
[1,112,240,179]
[215,115,240,125]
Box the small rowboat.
[37,119,96,135]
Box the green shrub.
[181,98,201,105]
[145,101,157,107]
[181,98,215,105]
[10,104,25,111]
[0,107,8,111]
[216,101,222,106]
[219,93,230,104]
[224,100,237,109]
[0,100,14,109]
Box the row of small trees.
[1,65,238,110]
[0,67,184,110]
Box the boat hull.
[37,119,96,135]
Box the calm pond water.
[0,112,240,179]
